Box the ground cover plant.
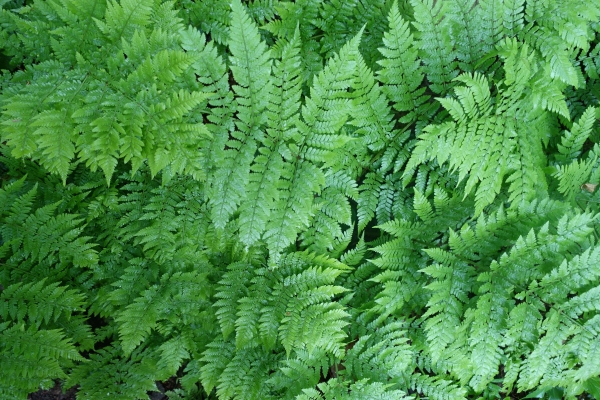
[2,0,600,399]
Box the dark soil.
[27,378,177,400]
[28,382,77,400]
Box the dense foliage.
[2,0,600,399]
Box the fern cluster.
[2,0,600,399]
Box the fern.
[411,0,458,95]
[66,345,157,400]
[406,38,565,213]
[1,0,211,184]
[0,279,85,328]
[239,27,303,248]
[3,0,600,399]
[210,0,273,230]
[0,323,83,399]
[297,378,410,400]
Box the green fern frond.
[410,373,468,400]
[556,105,597,162]
[264,30,364,260]
[95,0,157,42]
[263,161,323,261]
[349,38,395,155]
[116,284,162,356]
[522,0,600,86]
[215,261,254,340]
[410,0,458,95]
[370,188,473,326]
[0,279,85,328]
[238,27,303,248]
[210,0,273,230]
[116,267,212,357]
[298,378,410,400]
[271,252,350,356]
[406,40,560,213]
[344,320,413,382]
[216,346,279,400]
[200,337,236,395]
[446,0,489,72]
[421,247,475,363]
[180,25,236,179]
[357,172,383,233]
[0,184,99,284]
[300,185,353,253]
[473,217,593,389]
[377,0,433,125]
[155,336,190,380]
[66,345,157,400]
[3,1,600,399]
[298,28,363,163]
[0,323,82,399]
[553,158,595,201]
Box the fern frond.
[357,171,383,233]
[298,378,410,400]
[370,188,473,326]
[200,337,235,395]
[267,346,327,397]
[553,158,595,201]
[155,336,190,380]
[410,373,468,400]
[273,252,350,356]
[349,39,395,154]
[1,183,99,284]
[95,0,156,42]
[556,105,597,162]
[210,0,273,230]
[522,0,600,86]
[0,323,82,399]
[421,246,475,362]
[377,0,433,125]
[66,345,157,399]
[446,0,488,71]
[410,0,457,94]
[263,160,324,260]
[216,346,279,400]
[467,212,596,391]
[0,279,85,328]
[238,27,303,247]
[344,320,413,382]
[264,31,364,260]
[116,284,162,356]
[406,39,558,213]
[298,28,363,163]
[300,185,353,253]
[180,25,235,179]
[30,108,75,183]
[215,261,254,340]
